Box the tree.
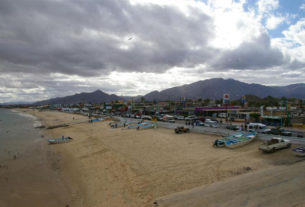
[203,98,210,106]
[140,97,145,103]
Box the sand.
[2,109,304,207]
[0,129,71,207]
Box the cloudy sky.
[0,0,305,103]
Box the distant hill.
[143,78,305,101]
[34,78,305,105]
[34,90,121,105]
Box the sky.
[0,0,305,103]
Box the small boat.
[292,146,305,157]
[89,118,104,123]
[126,122,139,129]
[126,121,150,129]
[137,123,157,130]
[214,132,245,148]
[48,136,72,144]
[225,132,257,148]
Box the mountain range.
[34,78,305,105]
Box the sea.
[0,108,43,162]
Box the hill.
[35,90,121,105]
[34,78,305,104]
[143,78,305,101]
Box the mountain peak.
[34,78,305,104]
[143,78,305,101]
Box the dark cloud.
[0,0,213,76]
[0,0,303,103]
[210,33,285,70]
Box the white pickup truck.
[259,137,291,153]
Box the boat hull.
[48,137,72,144]
[292,147,305,157]
[224,132,257,149]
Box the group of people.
[185,120,196,128]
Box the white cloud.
[257,0,279,15]
[265,15,284,30]
[273,18,305,63]
[283,18,305,45]
[300,3,305,10]
[207,0,263,49]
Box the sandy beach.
[2,109,304,207]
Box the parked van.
[247,123,271,133]
[163,115,175,123]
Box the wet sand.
[0,133,71,207]
[4,109,304,207]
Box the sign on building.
[223,93,230,105]
[241,96,246,104]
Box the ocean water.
[0,109,42,162]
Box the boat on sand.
[214,132,257,148]
[48,136,72,144]
[292,146,305,157]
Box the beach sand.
[3,109,304,207]
[0,128,71,207]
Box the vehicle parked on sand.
[175,126,190,134]
[259,137,291,153]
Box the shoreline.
[3,108,305,207]
[14,108,86,207]
[0,108,73,207]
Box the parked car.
[259,137,291,153]
[157,116,163,121]
[141,115,152,120]
[195,120,205,126]
[226,125,240,131]
[168,119,175,123]
[218,113,227,118]
[204,119,218,127]
[185,115,197,121]
[267,128,292,136]
[175,115,185,120]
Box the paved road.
[115,117,305,145]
